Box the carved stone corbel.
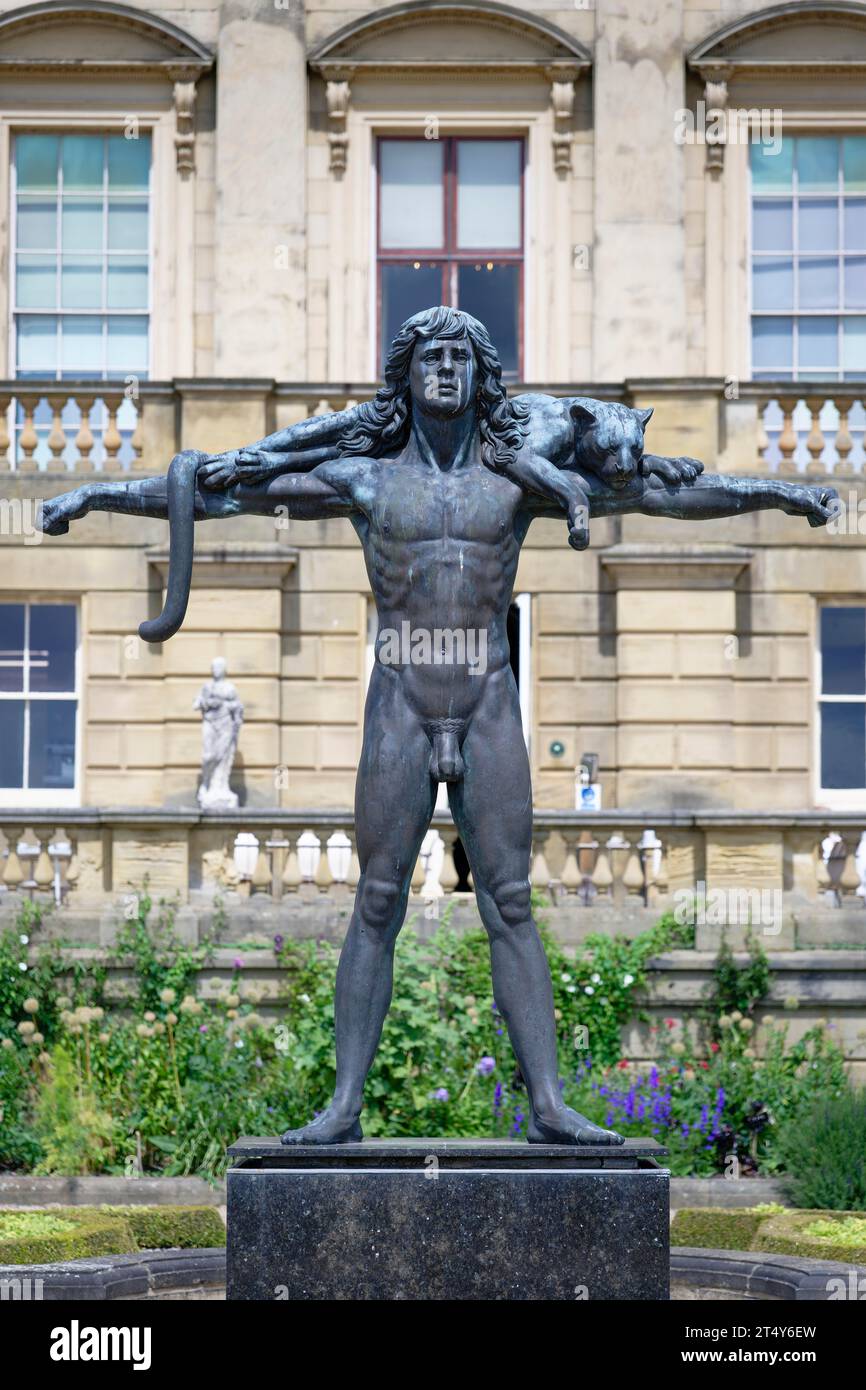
[697,65,732,176]
[172,77,198,177]
[545,66,579,175]
[323,68,354,177]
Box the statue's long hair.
[340,305,529,471]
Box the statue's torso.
[351,452,526,721]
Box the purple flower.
[273,934,284,950]
[493,1081,503,1111]
[432,1087,449,1102]
[476,1056,495,1077]
[199,1024,208,1033]
[233,957,244,969]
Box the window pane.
[457,262,519,374]
[798,257,838,310]
[751,138,793,190]
[62,198,103,252]
[61,256,102,309]
[798,316,838,371]
[61,315,103,375]
[752,316,792,371]
[798,198,838,253]
[380,262,443,367]
[380,141,443,250]
[16,315,58,375]
[108,135,150,191]
[107,256,148,309]
[843,136,866,193]
[16,255,56,309]
[16,135,58,192]
[0,605,25,693]
[29,605,76,693]
[822,606,866,694]
[821,701,866,788]
[844,198,866,250]
[843,317,866,375]
[798,137,839,193]
[28,700,76,790]
[457,140,521,249]
[108,199,148,251]
[845,257,866,310]
[752,259,793,310]
[62,135,103,192]
[753,198,792,251]
[0,700,24,788]
[17,197,56,251]
[107,317,148,375]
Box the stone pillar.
[592,0,687,380]
[214,1,307,378]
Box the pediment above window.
[309,0,591,79]
[0,1,213,76]
[689,1,866,78]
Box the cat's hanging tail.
[138,450,201,643]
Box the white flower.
[566,985,576,994]
[584,986,594,995]
[560,973,571,983]
[19,934,29,945]
[18,962,27,973]
[235,1040,244,1049]
[591,972,601,984]
[623,974,634,987]
[299,993,311,1004]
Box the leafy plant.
[776,1086,866,1210]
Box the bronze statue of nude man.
[35,307,837,1144]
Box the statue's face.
[212,657,227,681]
[409,334,477,419]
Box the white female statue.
[194,657,244,810]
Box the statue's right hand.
[198,449,275,490]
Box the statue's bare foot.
[527,1106,624,1146]
[280,1107,362,1146]
[37,489,91,536]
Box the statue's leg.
[280,669,436,1145]
[450,669,623,1146]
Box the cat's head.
[570,401,653,489]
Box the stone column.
[214,0,307,378]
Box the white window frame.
[9,128,153,383]
[0,599,81,808]
[815,597,866,808]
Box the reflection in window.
[751,135,866,379]
[377,137,523,375]
[820,606,866,789]
[0,603,77,792]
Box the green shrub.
[670,1205,783,1250]
[776,1087,866,1210]
[103,1205,225,1249]
[0,1207,133,1264]
[33,1046,117,1175]
[754,1210,866,1263]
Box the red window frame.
[376,134,525,377]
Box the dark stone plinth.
[226,1137,670,1301]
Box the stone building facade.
[0,0,865,823]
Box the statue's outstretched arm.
[198,402,366,489]
[36,452,370,642]
[588,472,838,528]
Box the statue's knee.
[490,878,531,929]
[358,876,401,933]
[173,448,207,468]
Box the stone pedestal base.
[226,1137,669,1301]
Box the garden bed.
[0,1205,225,1264]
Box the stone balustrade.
[1,809,864,928]
[739,382,866,475]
